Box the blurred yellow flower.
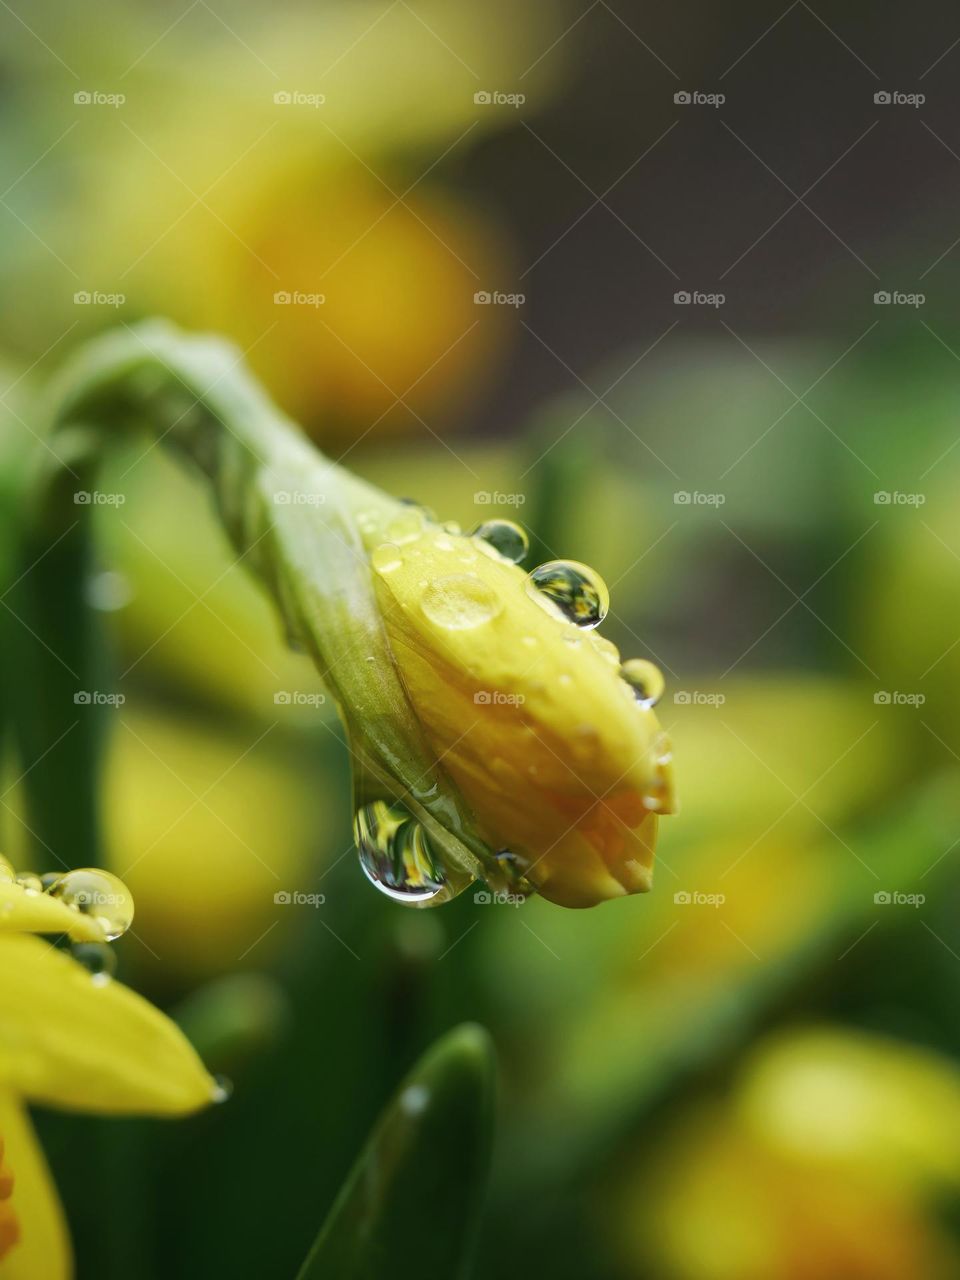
[0,857,217,1278]
[621,1027,960,1280]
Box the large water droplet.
[45,868,135,940]
[355,801,445,904]
[0,856,14,884]
[474,519,529,564]
[620,658,665,707]
[525,560,609,629]
[71,941,117,986]
[421,574,501,630]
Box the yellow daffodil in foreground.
[0,856,218,1279]
[44,322,676,910]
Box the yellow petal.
[0,883,104,943]
[0,935,217,1115]
[370,526,675,906]
[0,1087,71,1280]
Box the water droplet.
[421,574,501,630]
[474,519,529,564]
[212,1074,233,1103]
[620,658,665,707]
[15,873,42,894]
[400,1083,430,1115]
[386,509,426,545]
[0,856,14,884]
[525,560,609,629]
[86,570,133,613]
[46,868,134,940]
[39,872,61,891]
[71,941,117,985]
[354,801,445,903]
[372,543,403,575]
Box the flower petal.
[0,935,217,1115]
[0,1087,70,1280]
[0,882,104,942]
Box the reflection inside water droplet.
[474,519,529,564]
[354,801,445,903]
[620,658,665,707]
[525,560,609,629]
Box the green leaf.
[296,1024,496,1280]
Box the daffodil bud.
[45,322,675,908]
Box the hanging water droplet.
[474,519,529,564]
[212,1074,234,1103]
[71,941,117,986]
[421,574,502,630]
[0,856,14,884]
[354,801,445,903]
[525,560,609,629]
[15,873,42,894]
[620,658,665,707]
[45,868,134,940]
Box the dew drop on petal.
[45,868,135,940]
[212,1074,234,1103]
[15,873,42,894]
[421,574,501,630]
[71,941,117,986]
[474,519,529,564]
[371,543,403,575]
[354,801,445,904]
[0,857,14,884]
[620,658,665,707]
[386,509,426,545]
[525,560,609,629]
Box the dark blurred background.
[3,2,960,1277]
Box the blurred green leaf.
[296,1023,495,1280]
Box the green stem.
[20,321,496,893]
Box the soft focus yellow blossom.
[367,521,675,907]
[621,1028,960,1280]
[0,857,218,1278]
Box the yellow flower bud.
[368,521,675,907]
